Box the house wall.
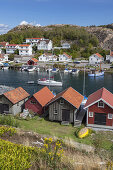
[25,96,43,114]
[89,55,104,64]
[0,96,28,115]
[88,101,113,126]
[49,98,76,123]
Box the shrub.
[0,126,16,137]
[0,115,19,127]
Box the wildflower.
[44,144,48,149]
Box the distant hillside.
[0,24,112,58]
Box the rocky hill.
[85,26,113,50]
[8,24,113,50]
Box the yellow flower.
[44,144,48,149]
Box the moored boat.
[71,69,80,74]
[88,70,104,77]
[37,78,63,86]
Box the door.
[62,109,70,121]
[0,103,3,113]
[3,104,9,114]
[94,113,106,125]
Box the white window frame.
[98,101,104,108]
[89,112,93,117]
[54,109,58,115]
[108,113,113,119]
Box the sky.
[0,0,113,34]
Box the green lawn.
[16,116,113,150]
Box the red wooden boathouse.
[84,87,113,129]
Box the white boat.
[27,66,36,72]
[3,66,9,70]
[64,68,69,73]
[71,69,80,74]
[27,81,35,84]
[37,78,62,86]
[88,70,104,77]
[46,68,52,72]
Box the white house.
[59,52,72,62]
[106,50,113,63]
[26,38,44,46]
[89,53,104,65]
[19,44,32,56]
[61,42,70,49]
[0,42,9,48]
[37,40,52,51]
[6,44,19,54]
[39,53,57,62]
[0,54,8,62]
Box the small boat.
[51,68,59,73]
[88,70,104,77]
[27,66,36,72]
[46,68,52,72]
[64,68,69,73]
[71,69,80,74]
[27,81,35,84]
[73,60,81,64]
[37,78,62,86]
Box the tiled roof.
[0,42,8,47]
[4,87,30,104]
[26,38,42,40]
[31,58,38,62]
[6,44,18,46]
[48,87,84,109]
[19,44,30,47]
[63,52,72,59]
[95,53,103,58]
[84,87,113,109]
[33,86,54,107]
[0,54,4,59]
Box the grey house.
[0,87,30,115]
[47,87,84,125]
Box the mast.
[83,63,85,96]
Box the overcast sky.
[0,0,113,34]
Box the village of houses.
[0,37,113,131]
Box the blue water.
[0,69,113,97]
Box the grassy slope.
[17,116,113,149]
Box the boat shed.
[27,58,38,65]
[25,86,55,115]
[47,87,84,125]
[0,87,30,115]
[84,87,113,129]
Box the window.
[98,101,104,108]
[30,101,36,104]
[60,99,64,104]
[89,112,93,117]
[54,109,58,114]
[17,102,19,106]
[108,113,112,119]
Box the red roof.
[6,44,18,47]
[63,52,72,59]
[31,58,38,62]
[48,87,84,109]
[95,53,103,58]
[0,42,8,47]
[33,86,54,107]
[26,38,42,40]
[19,44,30,47]
[84,87,113,109]
[4,87,30,104]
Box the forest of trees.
[0,25,109,59]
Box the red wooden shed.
[84,87,113,129]
[27,58,38,65]
[25,86,54,114]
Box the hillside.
[0,23,113,58]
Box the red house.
[27,58,38,65]
[25,86,54,114]
[84,87,113,129]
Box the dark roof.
[84,87,113,109]
[33,86,54,107]
[4,87,30,104]
[48,87,84,109]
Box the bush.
[0,115,19,127]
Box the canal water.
[0,69,113,97]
